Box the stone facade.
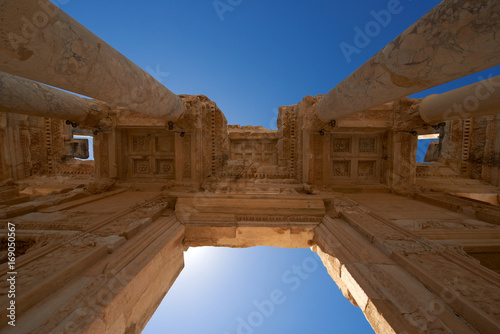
[1,90,499,333]
[0,1,500,333]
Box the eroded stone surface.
[0,1,500,334]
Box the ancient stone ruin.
[1,0,500,333]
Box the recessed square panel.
[243,142,253,151]
[133,159,150,175]
[254,142,264,151]
[132,136,149,153]
[232,142,242,150]
[156,159,175,178]
[359,137,376,153]
[265,142,276,151]
[332,160,351,177]
[358,160,376,177]
[332,138,351,153]
[263,153,274,164]
[229,139,279,165]
[156,135,175,153]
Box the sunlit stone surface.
[0,0,499,333]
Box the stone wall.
[1,182,499,333]
[0,93,499,333]
[0,113,93,182]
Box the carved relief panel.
[230,139,278,165]
[126,131,176,180]
[330,134,382,181]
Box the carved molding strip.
[236,215,322,223]
[334,195,500,333]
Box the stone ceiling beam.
[317,0,500,122]
[0,71,112,129]
[419,75,500,123]
[0,0,184,121]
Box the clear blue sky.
[145,247,374,333]
[53,0,499,333]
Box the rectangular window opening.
[417,134,440,163]
[73,135,94,161]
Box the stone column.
[385,131,417,189]
[0,0,184,121]
[419,75,500,123]
[14,217,186,333]
[0,114,25,180]
[0,72,111,128]
[315,195,500,333]
[492,114,500,187]
[313,215,474,334]
[317,0,500,122]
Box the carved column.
[0,0,184,121]
[300,129,309,184]
[385,131,417,189]
[315,195,500,333]
[0,113,26,180]
[54,218,185,333]
[0,72,111,129]
[314,216,469,334]
[317,0,500,121]
[492,115,500,187]
[175,132,183,181]
[94,132,111,179]
[0,116,4,180]
[2,191,185,333]
[419,75,500,123]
